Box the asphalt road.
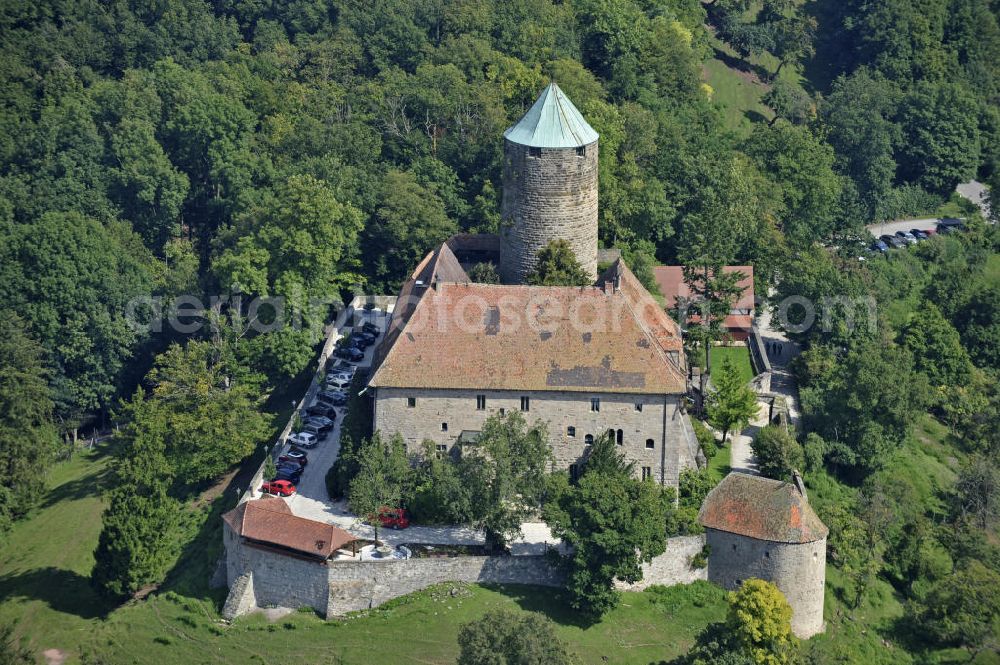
[867,218,942,239]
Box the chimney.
[603,280,615,294]
[792,470,807,500]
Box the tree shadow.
[486,584,598,629]
[39,464,113,510]
[0,567,114,619]
[157,493,233,607]
[710,47,771,83]
[744,110,771,125]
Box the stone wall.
[223,529,710,620]
[705,528,826,638]
[500,140,599,284]
[327,555,564,615]
[373,386,697,488]
[617,535,708,590]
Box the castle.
[367,83,699,488]
[220,83,827,640]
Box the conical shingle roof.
[503,83,599,148]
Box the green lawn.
[6,414,996,664]
[710,346,755,384]
[1,444,730,664]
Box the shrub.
[457,609,570,665]
[692,418,719,459]
[751,425,805,480]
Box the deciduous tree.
[707,358,759,443]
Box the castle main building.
[367,84,698,488]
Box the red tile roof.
[223,498,357,559]
[653,266,755,312]
[698,473,828,544]
[370,257,686,395]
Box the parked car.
[326,377,351,391]
[261,479,296,497]
[275,463,304,483]
[937,218,965,234]
[910,228,929,240]
[334,346,364,362]
[279,450,308,466]
[301,423,323,438]
[880,234,905,249]
[317,390,348,406]
[288,431,318,448]
[303,415,335,432]
[895,230,918,245]
[377,507,410,530]
[303,403,336,419]
[872,239,889,253]
[361,322,380,336]
[923,227,937,236]
[350,335,374,349]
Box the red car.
[377,507,410,529]
[261,479,296,497]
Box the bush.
[692,418,719,459]
[458,609,570,665]
[751,425,805,480]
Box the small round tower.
[698,472,829,639]
[500,83,599,284]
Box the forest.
[0,0,998,663]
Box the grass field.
[710,345,755,384]
[0,443,731,664]
[5,415,1000,663]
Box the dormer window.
[576,146,586,157]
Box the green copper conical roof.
[503,83,599,148]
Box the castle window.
[476,394,486,410]
[645,438,655,449]
[732,544,738,551]
[441,422,448,432]
[764,551,770,559]
[616,429,624,445]
[528,146,541,158]
[584,434,594,446]
[607,428,615,441]
[635,402,643,412]
[520,396,530,411]
[641,466,652,480]
[567,426,576,437]
[590,397,600,412]
[436,444,448,458]
[576,146,586,157]
[499,408,506,416]
[406,397,416,408]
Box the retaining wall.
[223,529,707,620]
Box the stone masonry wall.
[500,140,599,284]
[705,528,826,638]
[223,532,708,620]
[373,386,696,488]
[617,534,708,591]
[326,555,563,615]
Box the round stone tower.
[698,472,829,639]
[500,83,599,284]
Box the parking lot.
[271,304,558,554]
